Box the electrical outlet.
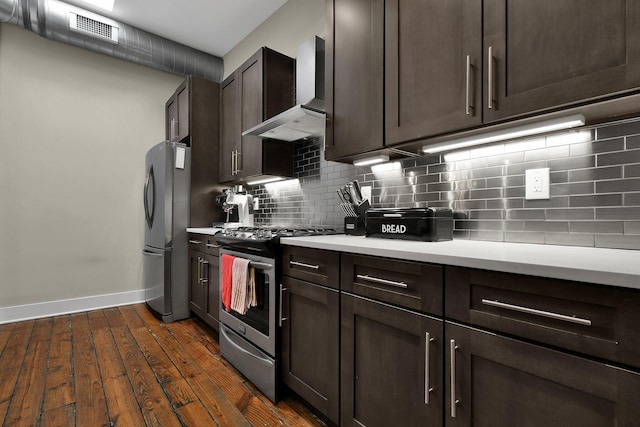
[525,168,550,200]
[361,186,372,201]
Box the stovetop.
[217,225,340,240]
[215,225,340,256]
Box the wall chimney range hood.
[243,36,325,142]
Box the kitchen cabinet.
[188,234,220,331]
[341,293,443,427]
[165,76,226,227]
[165,79,189,142]
[280,247,340,425]
[326,0,640,161]
[324,0,384,160]
[220,47,295,183]
[340,253,444,426]
[483,0,640,123]
[445,321,640,426]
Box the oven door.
[218,249,277,357]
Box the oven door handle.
[220,325,274,367]
[249,261,273,270]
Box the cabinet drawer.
[281,246,339,289]
[187,233,205,252]
[341,254,443,315]
[203,236,220,256]
[446,266,640,370]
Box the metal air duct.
[0,0,223,82]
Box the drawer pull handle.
[481,299,592,326]
[356,274,408,289]
[290,260,320,270]
[279,284,287,327]
[188,240,202,244]
[205,243,220,248]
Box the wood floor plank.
[3,318,53,427]
[39,403,75,427]
[0,320,35,423]
[92,322,146,427]
[0,322,16,356]
[70,312,110,427]
[43,316,74,412]
[109,324,183,427]
[132,304,252,427]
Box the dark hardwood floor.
[0,303,325,427]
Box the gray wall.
[0,24,183,308]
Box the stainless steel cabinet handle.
[188,240,203,245]
[236,150,242,173]
[450,339,459,418]
[197,257,202,284]
[481,299,592,326]
[205,243,220,248]
[487,46,494,110]
[170,118,177,140]
[201,258,209,284]
[424,332,435,405]
[279,284,287,327]
[231,150,236,175]
[356,274,408,289]
[465,54,473,115]
[290,260,320,270]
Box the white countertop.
[187,227,223,235]
[280,235,640,290]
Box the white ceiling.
[62,0,289,58]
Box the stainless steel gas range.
[215,226,339,402]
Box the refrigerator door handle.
[144,165,156,229]
[142,249,163,257]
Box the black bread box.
[365,207,453,241]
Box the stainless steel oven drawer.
[219,324,278,402]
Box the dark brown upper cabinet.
[219,47,295,184]
[325,0,385,161]
[326,0,640,162]
[165,79,190,143]
[385,0,483,146]
[484,0,640,122]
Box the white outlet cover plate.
[525,168,550,200]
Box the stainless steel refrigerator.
[143,141,191,322]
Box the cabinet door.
[176,83,189,141]
[238,49,264,179]
[220,71,240,183]
[484,0,640,122]
[325,0,385,161]
[203,253,220,330]
[188,250,205,316]
[341,293,443,427]
[281,277,339,424]
[386,0,482,146]
[445,322,640,426]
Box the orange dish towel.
[221,254,235,312]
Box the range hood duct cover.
[0,0,223,82]
[243,36,325,142]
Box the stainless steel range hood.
[243,36,325,142]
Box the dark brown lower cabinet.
[281,276,340,425]
[188,249,219,331]
[341,293,443,427]
[445,321,640,426]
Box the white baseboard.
[0,290,146,324]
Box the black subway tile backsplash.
[248,117,640,250]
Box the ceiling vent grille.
[69,12,118,43]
